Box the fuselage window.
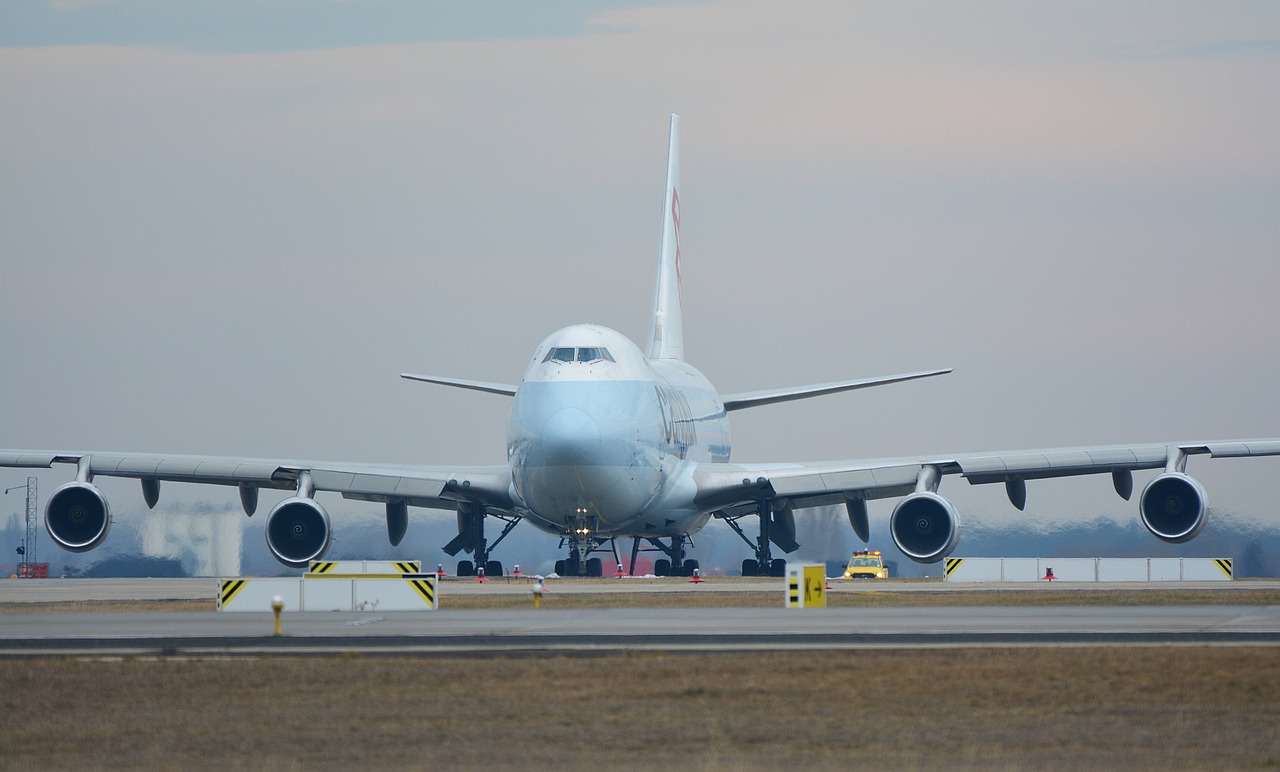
[543,347,615,364]
[543,347,576,363]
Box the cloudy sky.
[2,1,1278,566]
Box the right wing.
[0,449,513,566]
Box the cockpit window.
[542,347,615,364]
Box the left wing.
[695,438,1280,561]
[0,449,512,567]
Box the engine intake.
[1139,472,1207,544]
[265,497,332,568]
[46,481,112,552]
[890,492,960,563]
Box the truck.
[843,550,889,579]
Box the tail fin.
[646,113,684,361]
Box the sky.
[2,1,1279,571]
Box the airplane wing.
[0,449,513,565]
[694,438,1280,560]
[0,450,512,511]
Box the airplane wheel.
[683,559,699,576]
[769,558,786,577]
[586,557,602,577]
[554,559,566,576]
[654,558,671,577]
[742,559,758,577]
[485,560,503,578]
[457,560,475,577]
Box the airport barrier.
[219,561,438,611]
[943,557,1233,582]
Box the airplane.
[3,114,1279,578]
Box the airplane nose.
[539,408,601,464]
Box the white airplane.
[4,115,1279,577]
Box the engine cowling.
[45,481,112,552]
[890,491,960,563]
[265,497,332,568]
[1139,472,1207,544]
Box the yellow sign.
[786,563,827,609]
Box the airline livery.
[4,115,1278,577]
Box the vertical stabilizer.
[647,114,684,361]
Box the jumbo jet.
[4,115,1278,577]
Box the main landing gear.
[444,503,520,578]
[722,500,797,577]
[628,535,700,577]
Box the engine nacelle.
[1139,472,1208,544]
[890,491,961,563]
[45,481,112,553]
[265,497,332,568]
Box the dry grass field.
[4,586,1278,769]
[2,647,1278,770]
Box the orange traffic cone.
[1042,567,1055,581]
[689,568,703,583]
[512,564,522,578]
[476,566,487,583]
[616,563,626,578]
[436,564,446,578]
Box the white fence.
[943,557,1233,582]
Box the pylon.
[616,563,626,578]
[689,568,703,583]
[512,564,522,578]
[1042,567,1055,581]
[476,566,487,583]
[436,563,447,578]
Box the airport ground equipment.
[843,549,889,579]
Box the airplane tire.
[655,558,671,577]
[457,560,475,577]
[683,559,699,576]
[586,557,602,577]
[554,559,566,576]
[742,559,758,577]
[769,558,786,577]
[485,560,503,578]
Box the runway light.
[271,595,285,636]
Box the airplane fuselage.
[507,324,729,541]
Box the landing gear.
[723,500,794,576]
[443,504,518,577]
[632,535,698,576]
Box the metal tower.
[6,477,36,572]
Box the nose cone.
[540,408,600,465]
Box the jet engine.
[45,481,112,552]
[265,497,332,568]
[1139,472,1208,544]
[889,491,960,563]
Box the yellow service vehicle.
[843,550,889,579]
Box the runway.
[3,578,1279,655]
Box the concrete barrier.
[943,557,1232,582]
